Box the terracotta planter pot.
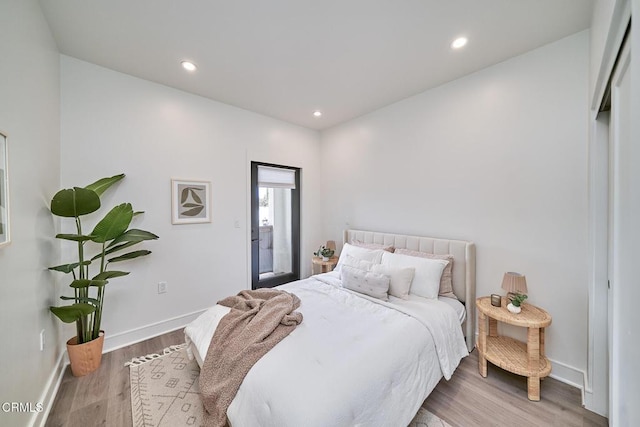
[66,331,105,377]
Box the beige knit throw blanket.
[200,288,303,427]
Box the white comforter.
[184,272,468,427]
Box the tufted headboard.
[344,229,476,352]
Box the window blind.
[257,165,296,189]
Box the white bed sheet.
[184,273,468,427]
[439,295,466,324]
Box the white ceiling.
[39,0,593,130]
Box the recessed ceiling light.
[451,37,468,49]
[181,61,197,72]
[313,111,322,118]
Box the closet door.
[607,36,630,426]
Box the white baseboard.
[103,309,207,353]
[547,357,586,394]
[30,351,66,427]
[584,388,609,417]
[31,309,207,426]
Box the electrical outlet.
[234,220,240,229]
[40,329,45,351]
[158,281,168,294]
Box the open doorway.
[250,162,300,289]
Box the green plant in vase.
[507,293,528,314]
[48,174,158,375]
[314,245,335,261]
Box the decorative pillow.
[351,240,395,253]
[341,265,390,300]
[380,251,447,299]
[394,249,457,299]
[335,243,384,273]
[370,264,415,300]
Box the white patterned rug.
[128,345,452,427]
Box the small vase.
[322,256,330,261]
[507,303,521,314]
[66,331,105,377]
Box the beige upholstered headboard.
[344,229,476,352]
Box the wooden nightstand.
[476,296,552,401]
[311,256,338,275]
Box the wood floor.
[46,329,608,427]
[423,353,608,427]
[45,329,185,427]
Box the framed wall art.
[0,132,9,247]
[171,179,211,224]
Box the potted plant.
[314,245,335,262]
[48,174,158,376]
[507,293,528,314]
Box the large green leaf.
[89,280,109,287]
[55,233,96,242]
[60,295,100,306]
[50,187,100,218]
[70,279,108,288]
[93,271,129,280]
[85,174,125,197]
[107,229,159,248]
[108,250,152,263]
[50,304,96,323]
[91,241,138,261]
[90,203,133,243]
[49,261,91,274]
[91,234,156,260]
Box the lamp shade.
[326,240,336,251]
[501,272,528,295]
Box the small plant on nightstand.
[507,293,528,314]
[314,245,335,261]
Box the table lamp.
[501,272,528,302]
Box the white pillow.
[380,251,447,299]
[335,243,384,273]
[394,249,456,299]
[341,265,389,300]
[371,264,415,300]
[342,254,376,272]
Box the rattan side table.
[476,296,552,401]
[311,256,338,275]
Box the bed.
[185,229,476,426]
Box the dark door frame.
[250,161,301,289]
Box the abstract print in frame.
[171,179,211,224]
[0,132,9,247]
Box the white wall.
[60,56,322,350]
[0,1,61,426]
[320,32,590,385]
